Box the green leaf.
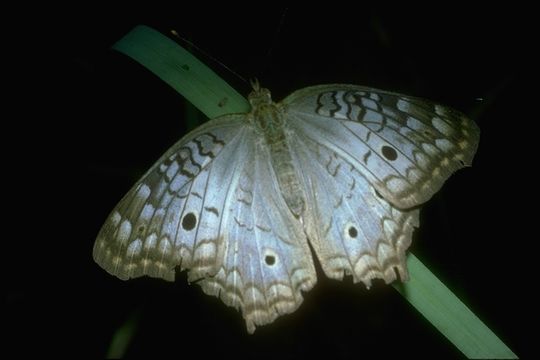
[393,255,517,359]
[111,25,518,359]
[106,307,141,359]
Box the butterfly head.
[248,79,273,109]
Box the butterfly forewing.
[283,84,480,208]
[93,115,247,281]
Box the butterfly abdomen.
[249,94,306,218]
[269,137,306,217]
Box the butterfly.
[93,82,479,333]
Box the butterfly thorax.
[248,87,285,142]
[248,88,306,218]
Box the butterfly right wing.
[93,115,249,282]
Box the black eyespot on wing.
[381,145,398,161]
[265,255,276,266]
[182,212,197,231]
[348,226,358,238]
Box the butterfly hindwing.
[290,130,419,287]
[199,137,316,333]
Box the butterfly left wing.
[94,114,316,333]
[283,84,479,209]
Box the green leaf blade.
[112,25,250,118]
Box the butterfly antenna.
[262,8,289,75]
[170,30,250,87]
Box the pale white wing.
[283,84,480,209]
[93,114,316,333]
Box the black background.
[7,4,532,358]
